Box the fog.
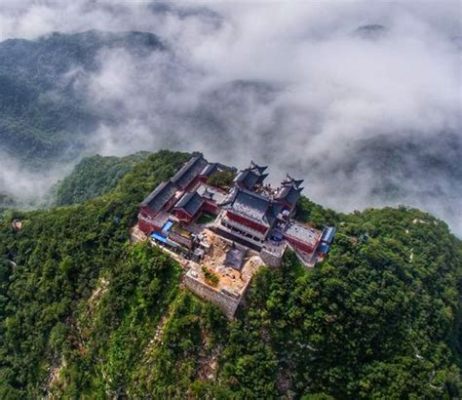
[0,152,73,205]
[0,1,461,233]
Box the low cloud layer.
[0,152,73,206]
[0,1,461,233]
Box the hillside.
[0,151,460,399]
[0,27,461,236]
[52,152,150,206]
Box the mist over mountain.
[0,1,461,233]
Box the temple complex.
[134,153,336,317]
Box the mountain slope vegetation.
[0,151,460,399]
[52,152,151,206]
[0,28,461,239]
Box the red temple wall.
[226,211,268,234]
[140,206,156,219]
[284,235,315,253]
[138,217,163,234]
[138,206,164,234]
[202,200,219,215]
[173,209,193,223]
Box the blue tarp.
[318,243,330,254]
[151,232,168,243]
[321,226,336,244]
[162,220,174,233]
[270,230,284,241]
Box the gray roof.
[200,163,218,177]
[171,154,208,189]
[269,202,284,221]
[281,174,304,189]
[173,191,204,216]
[235,170,256,188]
[234,169,268,189]
[284,222,320,247]
[196,183,227,203]
[234,161,268,190]
[276,184,302,206]
[140,181,177,213]
[225,188,274,226]
[225,245,246,270]
[249,161,268,174]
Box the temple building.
[217,187,282,246]
[137,153,233,234]
[138,180,179,234]
[137,154,335,268]
[234,161,268,190]
[171,153,209,190]
[172,191,204,223]
[283,221,321,254]
[275,175,304,216]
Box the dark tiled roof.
[234,169,268,189]
[234,161,268,190]
[276,175,304,206]
[235,170,259,188]
[174,191,204,216]
[268,202,284,223]
[249,161,268,174]
[225,188,274,226]
[171,154,208,189]
[276,185,302,206]
[281,174,304,189]
[200,163,218,177]
[141,181,177,213]
[225,246,246,270]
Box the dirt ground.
[188,229,263,295]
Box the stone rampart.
[184,274,241,318]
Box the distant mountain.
[353,24,387,40]
[0,29,460,236]
[0,30,165,167]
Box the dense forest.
[0,151,461,399]
[52,152,150,206]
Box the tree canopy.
[0,150,460,399]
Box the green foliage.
[295,196,340,228]
[0,150,188,398]
[214,207,462,399]
[202,266,220,286]
[0,151,460,399]
[197,212,216,225]
[207,170,236,189]
[53,152,150,205]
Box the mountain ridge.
[0,150,460,399]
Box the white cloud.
[0,0,461,233]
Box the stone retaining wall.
[184,274,242,318]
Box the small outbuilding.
[224,243,246,270]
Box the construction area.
[184,230,263,317]
[131,225,263,318]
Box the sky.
[0,0,461,233]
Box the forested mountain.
[0,27,461,236]
[52,152,150,206]
[0,151,460,399]
[0,30,165,167]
